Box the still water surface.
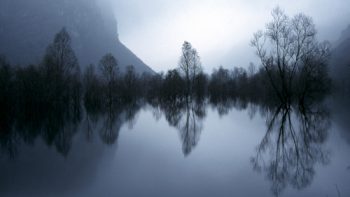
[1,99,350,197]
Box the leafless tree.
[99,53,118,84]
[179,41,202,97]
[99,53,118,107]
[251,7,331,103]
[43,27,79,77]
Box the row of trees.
[1,6,333,116]
[149,7,331,105]
[0,28,144,117]
[0,28,146,156]
[0,7,332,141]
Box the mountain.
[0,0,154,74]
[330,24,350,90]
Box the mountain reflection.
[251,100,331,196]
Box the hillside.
[0,0,154,74]
[330,25,350,90]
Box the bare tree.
[179,41,202,97]
[41,28,81,106]
[43,27,79,76]
[99,53,118,107]
[122,65,140,101]
[99,53,118,83]
[251,7,330,103]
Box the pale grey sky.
[111,0,350,72]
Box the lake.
[1,97,350,197]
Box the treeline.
[1,25,332,121]
[0,7,334,136]
[0,7,335,159]
[0,28,143,121]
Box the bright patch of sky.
[112,0,350,72]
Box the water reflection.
[251,101,331,196]
[210,97,249,116]
[0,98,144,158]
[0,99,82,158]
[84,100,143,145]
[150,98,206,156]
[0,93,338,196]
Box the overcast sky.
[111,0,350,72]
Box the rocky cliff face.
[0,0,154,74]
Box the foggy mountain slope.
[335,24,350,46]
[0,0,154,74]
[330,25,350,89]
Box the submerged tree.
[0,56,15,135]
[161,69,185,101]
[208,66,232,100]
[42,27,79,77]
[83,64,103,112]
[179,41,202,97]
[99,53,118,107]
[121,65,140,102]
[251,7,331,103]
[99,53,118,84]
[41,27,82,111]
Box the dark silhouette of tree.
[193,71,208,100]
[1,28,83,158]
[0,56,15,134]
[99,53,118,84]
[41,27,82,109]
[83,64,103,113]
[0,56,17,158]
[99,53,118,108]
[161,69,185,101]
[121,65,140,102]
[43,28,79,77]
[145,73,164,100]
[208,66,232,100]
[251,7,331,103]
[179,41,202,97]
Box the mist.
[1,1,350,197]
[112,0,350,72]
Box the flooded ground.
[1,98,350,197]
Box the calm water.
[1,98,350,197]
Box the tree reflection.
[99,107,122,145]
[0,96,144,158]
[152,98,206,156]
[0,98,82,158]
[251,101,331,196]
[84,99,143,146]
[179,99,205,156]
[210,98,249,117]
